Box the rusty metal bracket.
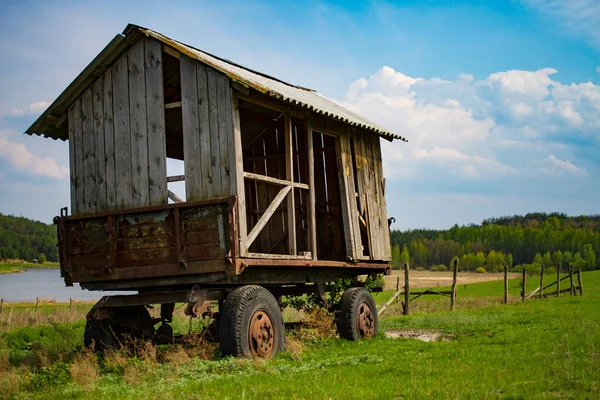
[174,208,186,268]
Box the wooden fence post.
[70,298,73,313]
[521,267,527,302]
[577,269,584,296]
[0,298,3,314]
[35,297,39,312]
[396,276,400,303]
[503,265,508,304]
[556,263,560,298]
[450,259,458,311]
[539,264,545,298]
[569,264,575,296]
[403,263,410,315]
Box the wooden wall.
[351,130,391,261]
[180,55,236,201]
[68,36,167,215]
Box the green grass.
[1,271,599,399]
[0,261,60,274]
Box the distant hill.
[390,212,600,271]
[0,213,58,262]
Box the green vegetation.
[0,213,58,262]
[0,261,60,274]
[391,212,600,271]
[0,271,598,399]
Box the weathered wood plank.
[225,80,236,198]
[216,73,231,196]
[243,172,309,189]
[180,54,202,201]
[196,62,212,199]
[67,105,78,214]
[284,114,296,255]
[336,133,357,260]
[145,37,167,206]
[81,87,96,213]
[102,69,117,210]
[307,121,317,260]
[112,52,133,209]
[207,68,222,196]
[341,134,362,258]
[230,94,247,255]
[92,78,107,211]
[72,98,85,215]
[128,39,150,208]
[246,185,291,249]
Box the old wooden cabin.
[26,24,406,357]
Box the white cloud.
[597,66,600,74]
[0,130,68,179]
[338,65,599,190]
[4,101,51,118]
[520,0,600,50]
[537,154,588,177]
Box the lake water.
[0,269,128,302]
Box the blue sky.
[0,0,598,229]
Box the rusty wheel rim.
[249,309,275,359]
[356,302,375,338]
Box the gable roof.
[25,24,406,142]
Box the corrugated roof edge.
[129,24,406,142]
[25,23,407,143]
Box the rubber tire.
[336,287,378,341]
[219,285,285,359]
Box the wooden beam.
[242,171,309,189]
[162,44,180,59]
[167,175,185,182]
[246,185,291,249]
[165,101,182,110]
[307,120,317,260]
[167,190,183,203]
[231,94,247,256]
[284,114,296,255]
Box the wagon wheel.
[219,285,285,359]
[336,287,378,341]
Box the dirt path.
[383,270,519,290]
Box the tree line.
[390,212,600,272]
[0,213,58,262]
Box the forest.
[0,213,58,262]
[390,212,600,272]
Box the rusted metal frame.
[107,215,117,274]
[94,288,229,308]
[59,195,236,221]
[228,196,240,276]
[83,266,384,291]
[71,259,229,282]
[237,258,390,270]
[174,207,184,268]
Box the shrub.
[436,265,448,272]
[475,267,486,273]
[415,266,425,271]
[545,266,556,275]
[429,266,438,272]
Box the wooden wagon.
[26,24,406,358]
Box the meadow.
[1,271,598,399]
[0,261,59,274]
